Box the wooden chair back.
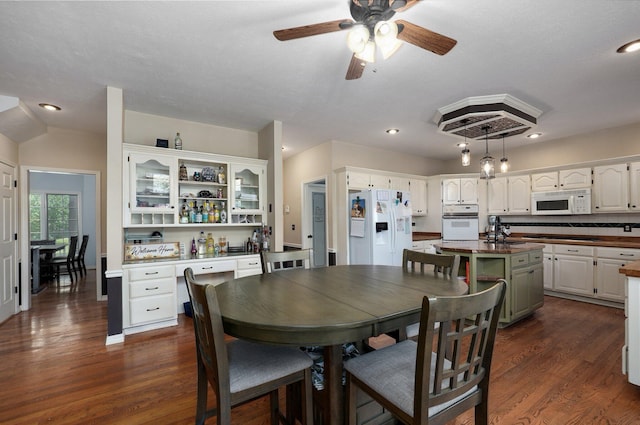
[402,249,460,280]
[413,280,506,424]
[261,250,311,273]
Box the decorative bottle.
[206,232,215,254]
[213,203,220,223]
[190,200,197,223]
[217,166,226,184]
[174,132,183,150]
[190,238,197,257]
[220,202,227,223]
[197,231,206,256]
[202,200,209,223]
[195,204,203,223]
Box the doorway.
[19,166,102,311]
[302,179,327,268]
[0,161,17,323]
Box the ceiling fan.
[273,0,457,80]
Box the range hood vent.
[433,94,543,140]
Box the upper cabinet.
[531,168,591,191]
[389,176,410,192]
[593,163,629,212]
[229,163,266,222]
[442,178,478,205]
[123,144,266,228]
[487,175,530,215]
[409,179,428,216]
[347,171,391,190]
[630,162,640,211]
[125,151,177,226]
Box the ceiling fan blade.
[273,19,354,41]
[392,0,419,12]
[346,54,366,80]
[395,19,457,55]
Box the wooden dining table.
[215,264,469,425]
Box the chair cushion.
[344,340,477,418]
[227,339,313,394]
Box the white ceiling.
[0,1,639,160]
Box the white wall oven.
[442,204,479,241]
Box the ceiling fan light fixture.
[355,40,376,63]
[374,21,402,59]
[347,25,370,53]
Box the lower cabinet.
[123,254,262,335]
[510,251,544,322]
[126,265,177,330]
[553,245,595,297]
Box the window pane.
[46,194,79,254]
[29,193,42,241]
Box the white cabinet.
[531,168,591,191]
[508,175,531,214]
[236,255,263,278]
[553,245,594,297]
[347,171,390,190]
[487,174,534,214]
[125,264,177,330]
[177,159,229,224]
[487,177,508,213]
[595,247,640,302]
[593,163,629,212]
[124,151,177,226]
[622,274,640,385]
[442,178,478,205]
[409,179,428,216]
[558,168,592,189]
[229,163,266,222]
[531,172,559,192]
[543,246,554,290]
[389,176,410,191]
[630,162,640,211]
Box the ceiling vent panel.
[434,94,542,140]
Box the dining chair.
[344,280,507,425]
[402,249,461,340]
[183,268,313,425]
[74,235,89,277]
[261,249,311,273]
[50,235,78,284]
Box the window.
[29,192,80,255]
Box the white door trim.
[301,177,328,267]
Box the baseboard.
[105,333,124,345]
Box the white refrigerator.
[349,189,412,266]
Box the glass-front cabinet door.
[125,152,177,226]
[229,163,265,224]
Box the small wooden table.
[215,264,468,425]
[31,243,66,286]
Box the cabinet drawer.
[176,260,236,277]
[130,294,176,325]
[529,251,543,264]
[129,265,174,281]
[237,256,262,271]
[130,277,174,298]
[511,253,530,268]
[554,244,594,256]
[596,247,640,261]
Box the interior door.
[0,162,17,323]
[311,191,326,267]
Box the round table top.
[216,264,469,346]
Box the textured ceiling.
[0,1,639,160]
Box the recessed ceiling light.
[386,128,399,135]
[527,132,542,139]
[617,39,640,53]
[39,103,61,111]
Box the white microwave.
[531,188,592,215]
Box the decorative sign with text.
[124,242,181,261]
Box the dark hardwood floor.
[1,271,639,424]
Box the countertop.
[619,260,640,278]
[436,240,545,254]
[413,232,640,250]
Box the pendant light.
[479,126,495,179]
[461,119,470,166]
[500,133,509,173]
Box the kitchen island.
[437,240,545,327]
